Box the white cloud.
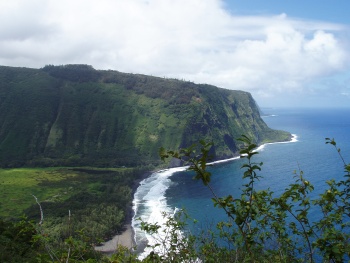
[0,0,349,105]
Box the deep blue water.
[132,108,350,255]
[166,107,350,227]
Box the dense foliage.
[0,218,38,262]
[1,138,349,262]
[0,166,148,263]
[42,64,102,82]
[23,168,143,243]
[0,65,290,168]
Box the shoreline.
[95,134,298,255]
[95,224,135,253]
[94,170,153,255]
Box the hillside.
[0,64,291,168]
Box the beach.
[95,224,135,253]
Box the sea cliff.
[0,64,291,168]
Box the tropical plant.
[1,137,349,262]
[156,136,350,262]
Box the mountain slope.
[0,65,290,167]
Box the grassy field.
[0,167,133,219]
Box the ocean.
[132,107,350,256]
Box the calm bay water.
[132,107,350,253]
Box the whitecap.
[131,134,298,258]
[132,167,187,259]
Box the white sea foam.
[132,167,187,259]
[261,114,278,117]
[256,134,298,152]
[132,134,298,258]
[207,155,240,165]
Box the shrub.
[156,136,350,262]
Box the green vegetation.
[0,167,75,217]
[152,137,350,262]
[1,138,349,262]
[0,64,296,261]
[0,166,147,248]
[0,65,290,168]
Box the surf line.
[131,134,298,257]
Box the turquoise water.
[166,108,350,223]
[132,108,350,255]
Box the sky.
[1,0,350,108]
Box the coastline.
[95,134,298,256]
[94,170,154,255]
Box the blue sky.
[225,1,350,24]
[0,0,349,108]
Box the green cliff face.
[0,65,290,167]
